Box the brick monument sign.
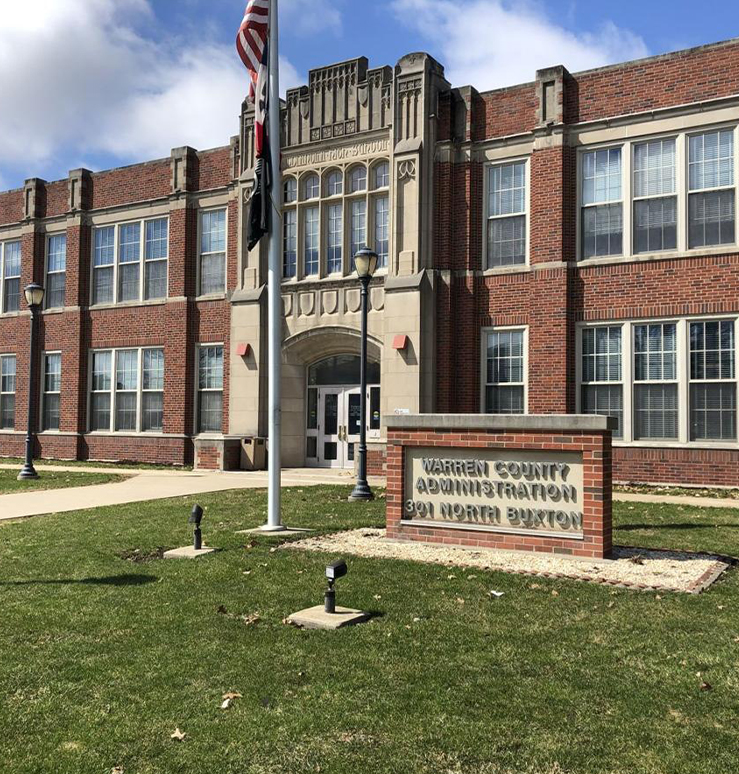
[385,414,615,559]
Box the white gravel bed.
[282,529,731,593]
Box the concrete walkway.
[1,462,738,521]
[0,465,383,522]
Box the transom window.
[283,160,390,280]
[579,317,739,446]
[89,348,164,433]
[46,234,67,309]
[0,354,16,429]
[0,241,21,314]
[482,328,526,414]
[486,160,528,268]
[580,126,737,260]
[92,218,169,305]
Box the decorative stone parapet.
[385,414,615,559]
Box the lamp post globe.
[17,283,45,481]
[349,248,378,502]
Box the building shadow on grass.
[0,574,157,587]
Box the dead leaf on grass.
[551,590,559,597]
[700,681,713,692]
[170,728,186,742]
[112,767,124,774]
[456,597,465,605]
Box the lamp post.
[349,248,378,502]
[18,283,45,481]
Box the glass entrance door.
[317,389,344,468]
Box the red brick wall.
[567,39,739,125]
[0,189,23,224]
[198,148,232,191]
[386,425,612,558]
[90,160,171,210]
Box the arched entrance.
[306,354,381,468]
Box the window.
[349,166,367,193]
[689,130,735,248]
[42,353,61,431]
[284,177,297,203]
[581,327,623,437]
[144,218,168,300]
[142,349,164,432]
[327,203,343,274]
[92,218,169,304]
[483,329,526,414]
[0,355,16,429]
[690,321,735,440]
[282,160,390,279]
[374,161,390,189]
[46,235,67,309]
[486,161,527,267]
[199,210,226,295]
[581,148,623,259]
[283,209,297,278]
[580,126,738,260]
[350,200,367,258]
[634,323,678,440]
[580,318,739,446]
[304,206,319,276]
[89,348,164,433]
[326,170,343,197]
[1,241,21,313]
[303,174,320,200]
[198,345,223,433]
[633,139,677,254]
[374,196,389,268]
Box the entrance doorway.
[305,355,380,468]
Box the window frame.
[197,207,227,298]
[577,122,739,262]
[195,343,225,435]
[41,351,62,432]
[45,233,67,310]
[483,157,531,270]
[577,316,739,448]
[90,216,170,306]
[0,239,22,315]
[479,326,529,415]
[87,347,165,434]
[0,353,17,431]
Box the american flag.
[237,0,271,248]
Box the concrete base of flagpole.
[236,526,313,536]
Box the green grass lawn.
[0,487,737,774]
[0,468,124,494]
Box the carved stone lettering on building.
[403,447,584,539]
[283,140,391,170]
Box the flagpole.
[264,0,284,531]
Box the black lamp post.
[349,248,378,502]
[17,283,45,481]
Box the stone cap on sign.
[384,413,618,432]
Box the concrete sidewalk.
[0,467,382,522]
[2,462,738,522]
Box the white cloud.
[391,0,649,90]
[0,0,303,183]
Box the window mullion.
[139,220,145,302]
[109,351,116,433]
[137,349,143,433]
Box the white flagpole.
[264,0,283,531]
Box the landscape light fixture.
[324,559,348,614]
[349,248,378,502]
[189,504,204,550]
[17,283,45,481]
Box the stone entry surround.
[385,414,616,559]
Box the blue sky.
[0,0,737,192]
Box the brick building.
[1,38,739,485]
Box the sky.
[0,0,737,191]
